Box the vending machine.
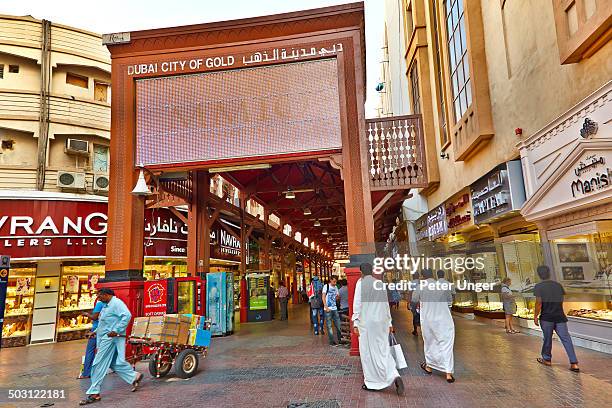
[206,272,234,336]
[245,272,272,322]
[143,277,206,317]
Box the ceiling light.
[303,207,312,215]
[285,187,296,199]
[322,229,328,235]
[314,219,321,227]
[132,167,152,196]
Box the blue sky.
[1,0,384,116]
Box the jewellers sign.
[0,200,183,259]
[471,160,526,224]
[0,200,242,261]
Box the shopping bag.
[389,333,408,369]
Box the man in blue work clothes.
[80,288,143,405]
[77,296,107,379]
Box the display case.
[2,264,36,348]
[144,259,188,280]
[551,231,611,327]
[56,263,104,342]
[233,274,241,311]
[469,250,504,318]
[452,292,475,313]
[499,236,543,327]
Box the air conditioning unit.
[93,174,110,192]
[65,138,89,155]
[57,171,86,189]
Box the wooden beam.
[168,206,188,225]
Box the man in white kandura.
[352,263,404,395]
[415,268,456,383]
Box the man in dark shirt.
[534,265,579,372]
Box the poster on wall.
[65,276,80,294]
[562,266,585,281]
[557,243,590,263]
[15,277,31,296]
[87,274,100,291]
[248,275,268,310]
[143,279,168,317]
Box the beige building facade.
[392,0,611,351]
[0,15,111,192]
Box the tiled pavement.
[1,304,611,408]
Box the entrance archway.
[102,2,427,354]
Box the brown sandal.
[79,395,101,405]
[131,372,143,392]
[420,361,432,374]
[537,358,551,366]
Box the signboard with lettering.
[0,200,241,261]
[427,205,448,241]
[570,154,610,197]
[415,214,429,241]
[143,279,168,317]
[445,189,473,232]
[470,160,526,224]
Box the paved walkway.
[1,304,611,408]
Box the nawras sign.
[0,200,241,261]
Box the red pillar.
[345,266,361,356]
[240,277,247,323]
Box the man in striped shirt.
[277,281,290,320]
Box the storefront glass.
[2,263,36,347]
[471,250,503,316]
[500,237,543,321]
[143,259,188,280]
[551,232,612,322]
[57,262,105,341]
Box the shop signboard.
[0,199,242,261]
[143,279,169,316]
[0,254,10,349]
[415,213,429,241]
[445,189,473,233]
[427,205,448,241]
[470,160,526,224]
[210,220,242,262]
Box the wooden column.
[239,191,248,278]
[187,171,210,276]
[105,64,144,282]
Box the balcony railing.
[366,115,427,190]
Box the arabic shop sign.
[445,190,472,231]
[127,43,345,76]
[427,205,448,241]
[570,154,611,197]
[470,160,526,224]
[415,214,429,241]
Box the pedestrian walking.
[501,278,519,334]
[277,281,290,320]
[269,283,276,319]
[80,288,143,405]
[308,274,325,335]
[352,263,404,395]
[407,271,421,336]
[323,276,342,345]
[416,268,456,383]
[77,297,107,379]
[338,279,349,317]
[534,265,579,372]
